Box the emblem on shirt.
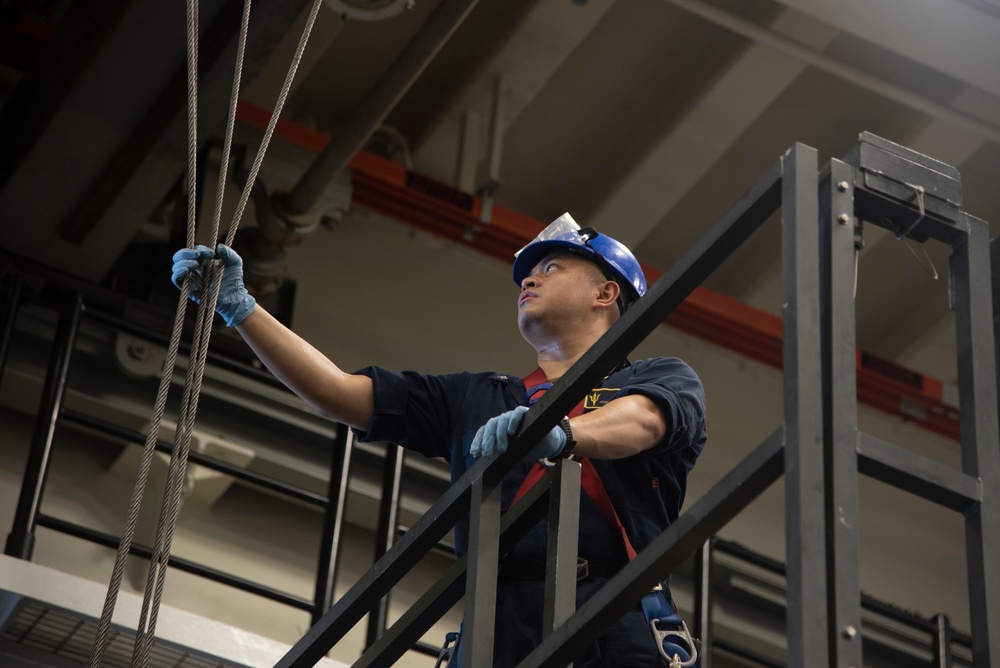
[584,387,620,411]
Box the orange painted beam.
[236,101,961,442]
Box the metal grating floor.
[1,598,231,668]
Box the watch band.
[559,416,577,458]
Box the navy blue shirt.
[352,357,707,563]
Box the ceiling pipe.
[282,0,482,217]
[663,0,1000,146]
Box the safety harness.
[514,368,697,667]
[437,369,697,667]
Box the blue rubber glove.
[171,244,256,327]
[470,406,567,460]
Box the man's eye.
[545,262,558,272]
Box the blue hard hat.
[512,219,647,310]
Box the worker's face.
[516,252,611,333]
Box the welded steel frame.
[833,134,1000,668]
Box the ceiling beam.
[773,0,1000,99]
[589,8,839,248]
[664,0,1000,145]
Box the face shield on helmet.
[512,213,647,312]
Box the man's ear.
[594,280,621,311]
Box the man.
[172,214,706,666]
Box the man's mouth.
[518,292,537,307]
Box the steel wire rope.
[88,0,325,664]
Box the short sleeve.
[613,358,707,456]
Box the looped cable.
[89,1,325,665]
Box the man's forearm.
[235,305,375,430]
[569,394,667,460]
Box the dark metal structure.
[1,132,995,666]
[1,298,355,627]
[272,133,998,668]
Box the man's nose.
[521,275,539,290]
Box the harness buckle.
[650,616,698,668]
[434,631,460,668]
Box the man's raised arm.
[171,244,374,430]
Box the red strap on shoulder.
[509,368,639,561]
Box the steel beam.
[951,215,1000,667]
[780,143,828,667]
[856,433,980,512]
[822,158,862,667]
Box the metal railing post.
[0,272,23,387]
[314,423,354,625]
[4,292,82,560]
[951,215,1000,668]
[822,159,863,666]
[780,143,829,666]
[462,472,502,666]
[365,443,404,647]
[543,459,582,640]
[692,539,713,668]
[933,613,953,668]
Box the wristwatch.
[558,416,577,458]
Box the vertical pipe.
[822,159,863,667]
[462,472,502,666]
[365,443,404,648]
[543,459,581,639]
[0,273,23,386]
[932,613,953,668]
[4,292,83,560]
[780,143,828,666]
[313,423,354,625]
[692,539,713,668]
[951,215,1000,668]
